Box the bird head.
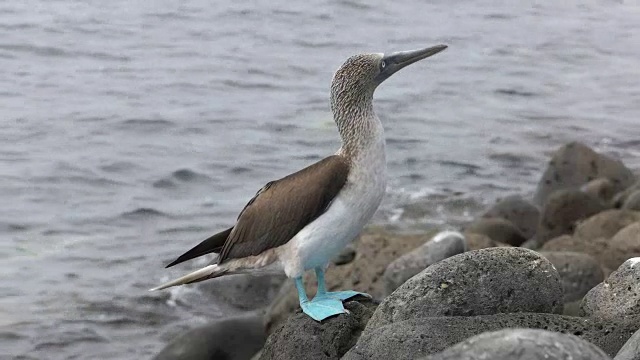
[330,44,447,110]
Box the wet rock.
[540,251,604,303]
[383,231,466,295]
[464,232,510,250]
[537,190,606,243]
[573,209,640,242]
[259,300,376,360]
[481,195,540,239]
[533,141,635,206]
[153,313,266,360]
[202,273,286,311]
[420,328,610,360]
[343,313,639,360]
[264,228,430,333]
[623,191,640,211]
[582,257,640,320]
[615,327,640,360]
[465,217,528,246]
[583,177,617,205]
[365,247,563,330]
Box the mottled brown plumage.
[331,54,381,156]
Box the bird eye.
[381,61,386,69]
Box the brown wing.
[218,155,350,263]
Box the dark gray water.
[1,1,639,359]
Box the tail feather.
[149,264,228,291]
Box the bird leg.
[295,276,346,321]
[313,267,371,301]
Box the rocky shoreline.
[153,141,640,360]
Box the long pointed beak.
[376,44,447,84]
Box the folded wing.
[164,155,350,267]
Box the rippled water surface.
[1,1,639,359]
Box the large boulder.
[537,190,606,243]
[365,247,563,331]
[540,251,604,303]
[383,231,466,294]
[465,218,528,246]
[533,142,635,206]
[421,328,610,360]
[582,257,640,320]
[259,300,376,360]
[264,228,431,333]
[343,313,640,360]
[152,313,266,360]
[481,195,540,239]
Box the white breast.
[277,128,387,278]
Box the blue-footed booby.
[151,44,447,321]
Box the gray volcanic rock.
[533,141,635,206]
[573,209,640,242]
[420,328,610,360]
[465,217,528,246]
[343,313,639,360]
[582,257,640,320]
[259,300,376,360]
[482,195,540,239]
[366,247,563,331]
[383,231,466,294]
[153,313,266,360]
[537,190,606,243]
[583,177,617,205]
[623,191,640,211]
[540,251,604,303]
[615,327,640,360]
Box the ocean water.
[1,0,639,359]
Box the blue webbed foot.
[313,268,371,301]
[300,297,347,321]
[319,290,372,301]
